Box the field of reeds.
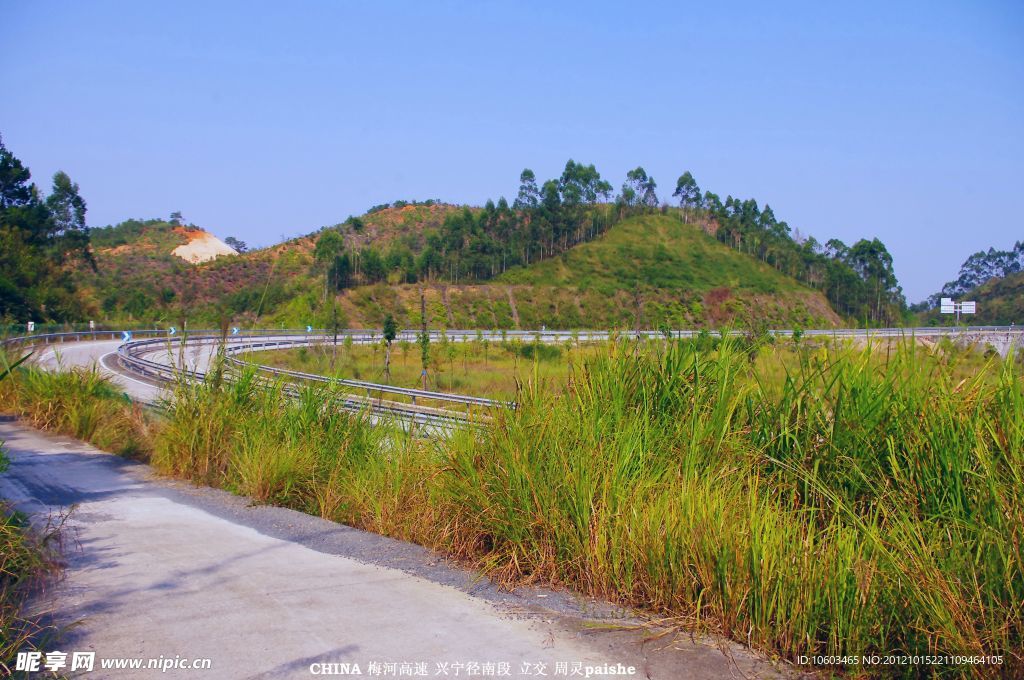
[1,338,1020,676]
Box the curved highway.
[16,325,1024,420]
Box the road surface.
[33,339,166,403]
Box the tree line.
[0,131,909,326]
[0,136,93,322]
[315,160,907,324]
[916,240,1024,310]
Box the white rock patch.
[172,231,238,264]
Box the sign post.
[940,297,976,324]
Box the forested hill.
[912,240,1023,325]
[917,241,1023,307]
[962,271,1024,325]
[75,207,842,331]
[2,136,906,329]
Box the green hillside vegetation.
[920,270,1024,326]
[501,213,805,293]
[916,239,1023,325]
[1,138,899,329]
[89,218,191,250]
[969,271,1024,324]
[71,210,839,330]
[314,213,839,331]
[73,204,469,324]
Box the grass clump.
[152,367,437,541]
[0,448,63,677]
[0,361,151,458]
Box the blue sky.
[2,1,1022,302]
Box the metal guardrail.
[221,337,511,409]
[114,335,488,427]
[0,328,325,349]
[9,326,1021,422]
[6,324,1018,351]
[114,325,1024,410]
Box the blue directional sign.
[231,327,240,336]
[306,325,313,333]
[168,326,177,336]
[121,331,132,343]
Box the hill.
[270,203,840,328]
[919,271,1024,326]
[968,271,1024,324]
[76,209,841,329]
[2,137,892,329]
[914,239,1022,325]
[483,213,838,328]
[89,219,237,264]
[75,220,240,319]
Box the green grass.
[151,367,430,538]
[153,339,1023,675]
[0,356,65,677]
[245,337,608,400]
[0,361,151,458]
[4,340,1019,675]
[428,340,1022,675]
[499,213,806,295]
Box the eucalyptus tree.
[672,171,701,222]
[622,167,659,208]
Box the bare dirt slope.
[171,227,238,264]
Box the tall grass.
[0,497,63,677]
[3,341,1019,675]
[0,355,64,676]
[151,367,438,541]
[432,340,1022,675]
[0,358,151,458]
[155,340,1022,673]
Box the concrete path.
[0,420,787,679]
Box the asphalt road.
[3,342,790,679]
[34,339,165,403]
